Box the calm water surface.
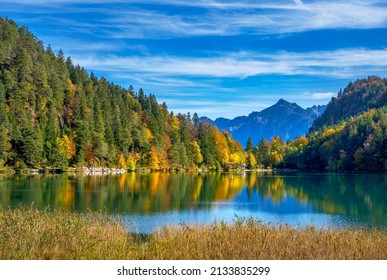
[0,172,386,233]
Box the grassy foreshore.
[0,207,386,260]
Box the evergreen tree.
[0,125,11,165]
[245,137,254,152]
[192,112,199,126]
[255,138,270,168]
[20,126,44,167]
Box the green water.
[0,172,386,233]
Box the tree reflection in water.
[0,172,385,226]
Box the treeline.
[246,77,387,172]
[0,17,245,171]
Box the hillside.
[295,77,387,172]
[0,17,244,170]
[235,77,387,172]
[283,77,387,172]
[295,106,387,172]
[203,99,325,146]
[310,76,387,131]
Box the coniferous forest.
[0,17,386,172]
[0,17,244,171]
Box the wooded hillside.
[0,18,244,170]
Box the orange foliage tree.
[117,153,127,169]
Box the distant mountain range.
[201,99,326,146]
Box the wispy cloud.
[104,0,387,36]
[72,47,385,118]
[3,1,387,38]
[73,48,387,79]
[100,1,387,38]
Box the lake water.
[0,172,386,233]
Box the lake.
[0,172,386,233]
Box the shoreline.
[1,167,385,175]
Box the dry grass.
[0,207,137,260]
[0,207,386,260]
[148,220,387,260]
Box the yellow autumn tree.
[66,78,76,96]
[225,131,245,166]
[117,153,127,169]
[269,150,283,166]
[145,127,154,142]
[190,140,203,164]
[62,135,76,161]
[246,152,257,169]
[147,146,169,170]
[55,137,68,168]
[230,151,245,164]
[170,115,180,132]
[293,136,308,150]
[212,127,230,165]
[321,127,336,138]
[147,146,159,170]
[269,136,286,166]
[127,152,140,171]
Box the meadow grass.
[0,207,386,260]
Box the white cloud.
[3,1,387,37]
[128,1,386,36]
[100,1,387,38]
[73,48,387,79]
[309,92,336,100]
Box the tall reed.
[0,207,385,260]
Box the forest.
[0,18,386,172]
[0,18,244,171]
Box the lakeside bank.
[0,207,386,260]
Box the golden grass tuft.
[0,207,386,260]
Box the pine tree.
[192,112,199,126]
[245,137,254,152]
[0,125,11,166]
[21,126,44,167]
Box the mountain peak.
[263,98,301,115]
[275,98,290,105]
[273,98,300,109]
[204,99,327,146]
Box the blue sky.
[1,0,387,119]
